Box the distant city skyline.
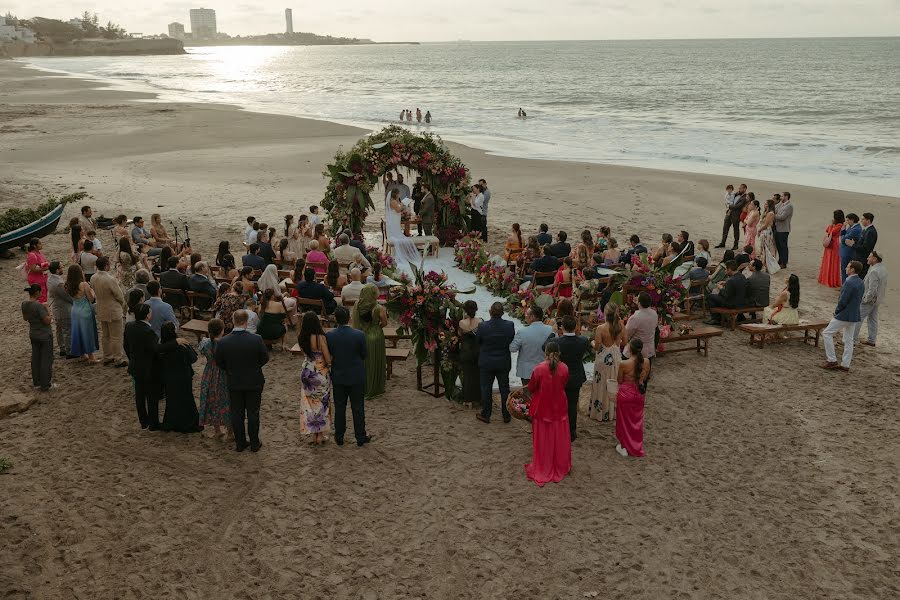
[3,1,899,41]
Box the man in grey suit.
[326,306,372,447]
[744,259,771,320]
[774,192,794,269]
[509,306,554,385]
[419,182,436,236]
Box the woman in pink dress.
[615,338,651,458]
[742,199,760,257]
[25,238,50,303]
[525,342,572,486]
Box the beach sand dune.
[1,60,898,599]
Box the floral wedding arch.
[321,126,472,246]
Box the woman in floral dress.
[198,319,231,440]
[590,304,626,422]
[298,311,333,445]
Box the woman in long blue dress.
[158,322,203,433]
[198,318,231,440]
[65,264,100,363]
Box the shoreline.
[13,56,899,200]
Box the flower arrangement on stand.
[477,263,519,297]
[453,233,489,272]
[385,265,458,364]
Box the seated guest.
[86,229,102,254]
[186,252,202,275]
[145,281,179,339]
[582,253,607,280]
[734,245,754,270]
[159,256,190,309]
[684,257,710,286]
[530,245,561,287]
[257,264,297,325]
[366,262,395,289]
[553,257,575,298]
[548,231,571,259]
[694,239,712,265]
[706,249,735,292]
[333,233,372,272]
[131,216,156,251]
[651,233,673,265]
[289,258,306,297]
[602,238,621,265]
[325,260,348,291]
[677,230,695,258]
[151,246,173,276]
[596,226,611,250]
[149,214,174,249]
[305,240,330,273]
[341,268,365,306]
[705,261,748,326]
[345,231,369,259]
[661,242,682,267]
[764,273,801,325]
[745,259,771,316]
[256,289,288,344]
[256,230,276,266]
[242,243,266,271]
[189,261,219,300]
[548,298,582,336]
[216,240,231,267]
[570,229,593,269]
[212,283,244,331]
[536,223,552,246]
[296,267,337,314]
[519,236,541,272]
[620,235,648,265]
[218,254,239,281]
[275,238,296,264]
[504,223,524,262]
[313,223,331,253]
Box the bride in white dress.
[385,188,424,272]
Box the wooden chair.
[296,297,327,317]
[161,287,191,319]
[683,278,709,317]
[505,248,522,272]
[186,291,215,318]
[531,271,557,292]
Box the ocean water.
[23,39,900,197]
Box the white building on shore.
[0,17,36,44]
[168,22,186,40]
[189,8,217,39]
[285,8,294,35]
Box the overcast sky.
[6,1,900,41]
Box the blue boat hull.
[0,203,66,253]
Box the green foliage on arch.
[321,126,471,245]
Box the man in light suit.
[215,310,269,452]
[509,306,554,385]
[476,302,516,424]
[548,315,591,442]
[822,261,865,372]
[90,257,127,367]
[326,307,372,447]
[333,233,372,272]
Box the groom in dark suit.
[326,307,372,447]
[550,315,591,441]
[476,302,516,424]
[215,310,269,452]
[123,303,162,430]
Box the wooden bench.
[710,307,763,331]
[738,320,829,349]
[180,319,209,342]
[657,326,723,357]
[385,235,440,258]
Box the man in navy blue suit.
[822,261,865,372]
[476,302,516,424]
[549,315,591,442]
[214,310,269,452]
[326,306,372,446]
[296,268,337,314]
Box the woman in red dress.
[525,342,572,486]
[818,209,844,288]
[615,338,651,458]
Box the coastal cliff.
[0,38,185,58]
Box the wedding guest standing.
[818,210,844,288]
[554,315,591,442]
[509,306,553,385]
[717,183,747,250]
[47,262,73,358]
[475,302,515,424]
[458,301,482,405]
[215,310,269,452]
[615,338,650,457]
[419,183,436,236]
[90,257,127,368]
[742,199,760,255]
[352,284,387,400]
[854,251,886,348]
[822,261,864,372]
[124,303,162,430]
[158,322,202,433]
[199,318,231,440]
[66,264,100,363]
[469,184,487,242]
[478,178,491,242]
[297,311,333,445]
[327,307,372,447]
[22,284,54,391]
[855,213,878,277]
[590,304,625,422]
[626,292,658,359]
[25,238,50,303]
[839,213,861,283]
[146,281,179,339]
[524,342,572,487]
[774,192,793,269]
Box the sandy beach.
[1,59,898,599]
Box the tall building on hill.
[168,22,185,40]
[285,8,294,35]
[189,8,217,38]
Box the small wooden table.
[657,326,723,357]
[180,319,209,342]
[739,321,828,348]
